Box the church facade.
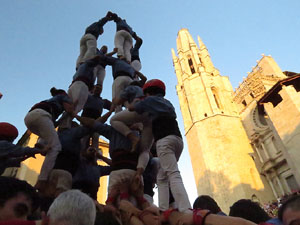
[172,28,300,211]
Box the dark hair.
[0,176,40,212]
[229,199,270,223]
[278,195,300,220]
[130,80,143,87]
[50,87,67,96]
[193,195,221,214]
[143,86,165,96]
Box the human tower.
[0,11,191,213]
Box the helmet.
[143,79,166,93]
[0,122,18,140]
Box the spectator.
[278,195,300,225]
[47,190,96,225]
[193,195,226,216]
[0,177,39,221]
[229,199,278,224]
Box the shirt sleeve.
[0,142,39,158]
[98,16,109,27]
[133,37,143,50]
[97,55,116,66]
[93,122,113,140]
[103,99,112,110]
[98,165,111,176]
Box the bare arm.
[105,48,118,57]
[135,71,147,86]
[96,152,112,165]
[168,211,257,225]
[75,115,96,128]
[96,104,114,123]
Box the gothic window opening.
[198,54,202,64]
[250,92,255,98]
[211,87,223,110]
[242,100,247,107]
[188,57,196,74]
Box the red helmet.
[0,122,18,140]
[143,79,166,93]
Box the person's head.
[0,122,18,142]
[100,45,108,54]
[278,195,300,225]
[45,169,72,198]
[229,199,270,223]
[143,79,166,97]
[82,146,98,162]
[93,84,103,96]
[50,87,67,97]
[193,195,222,214]
[47,190,96,225]
[0,177,39,221]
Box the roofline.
[259,74,300,104]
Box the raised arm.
[135,71,147,86]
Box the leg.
[60,81,89,128]
[157,163,170,211]
[25,109,61,182]
[131,60,142,72]
[84,36,97,60]
[123,34,133,63]
[112,76,133,112]
[110,110,152,151]
[95,65,106,86]
[76,34,89,69]
[156,135,191,212]
[114,31,125,58]
[76,34,97,68]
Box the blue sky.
[1,0,300,205]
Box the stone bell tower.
[172,28,274,211]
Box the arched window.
[211,87,223,110]
[188,57,195,74]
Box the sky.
[1,0,300,205]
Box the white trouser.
[76,33,97,69]
[112,76,133,112]
[114,30,133,62]
[24,109,61,181]
[60,81,89,128]
[131,60,142,72]
[108,169,136,193]
[156,135,191,212]
[110,110,153,169]
[94,65,106,86]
